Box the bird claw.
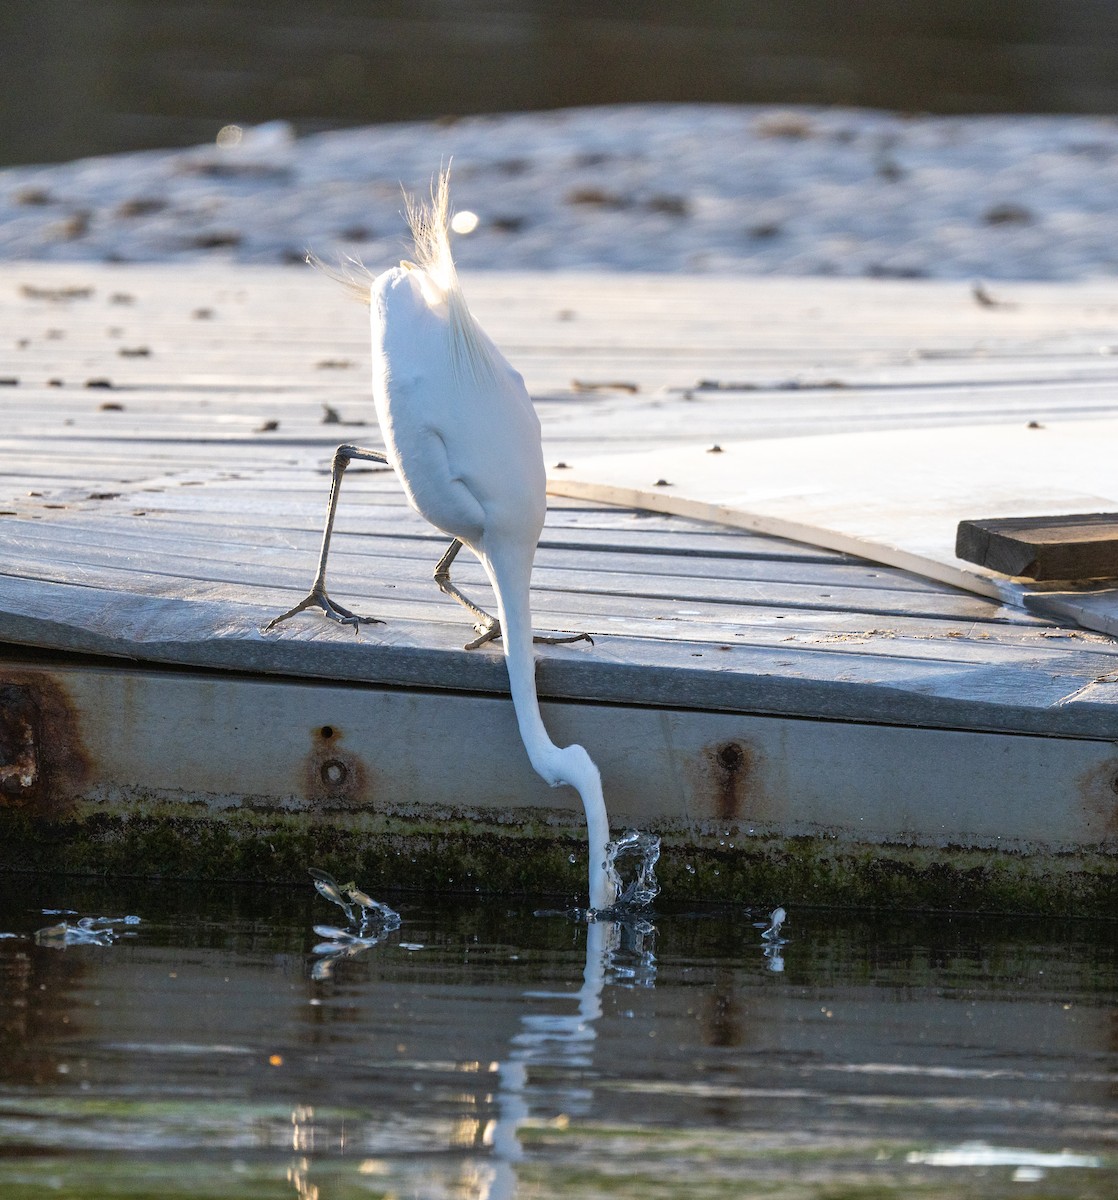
[263,587,384,634]
[462,620,594,651]
[464,620,502,650]
[536,631,594,647]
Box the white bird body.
[359,181,615,911]
[370,265,546,558]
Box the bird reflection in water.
[478,915,658,1200]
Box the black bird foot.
[462,620,594,651]
[537,630,594,646]
[464,618,502,650]
[263,586,384,635]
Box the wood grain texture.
[4,265,1118,739]
[957,512,1118,580]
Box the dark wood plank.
[957,513,1118,580]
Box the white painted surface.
[548,420,1118,633]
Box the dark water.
[0,877,1115,1199]
[5,1,1118,167]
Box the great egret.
[267,173,617,911]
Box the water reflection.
[0,880,1114,1199]
[454,916,657,1200]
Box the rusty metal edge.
[3,651,1118,916]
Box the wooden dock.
[2,263,1118,913]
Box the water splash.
[34,914,140,948]
[307,867,400,980]
[753,906,788,973]
[598,829,661,915]
[339,882,400,934]
[758,906,786,941]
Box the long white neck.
[483,544,616,911]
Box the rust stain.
[692,739,756,823]
[686,737,779,827]
[1076,755,1118,840]
[302,723,372,811]
[0,672,91,817]
[0,687,37,794]
[715,741,747,821]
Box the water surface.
[6,2,1118,167]
[0,877,1114,1198]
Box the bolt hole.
[320,758,347,788]
[319,725,335,740]
[718,742,744,771]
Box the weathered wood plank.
[0,549,1018,633]
[957,512,1118,581]
[0,514,975,597]
[1,572,1115,740]
[5,263,1118,753]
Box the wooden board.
[956,512,1118,580]
[546,420,1118,636]
[5,264,1118,739]
[6,265,1118,903]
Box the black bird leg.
[264,444,389,633]
[433,538,594,651]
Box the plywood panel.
[548,420,1118,634]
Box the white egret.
[268,173,617,911]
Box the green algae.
[0,801,1115,915]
